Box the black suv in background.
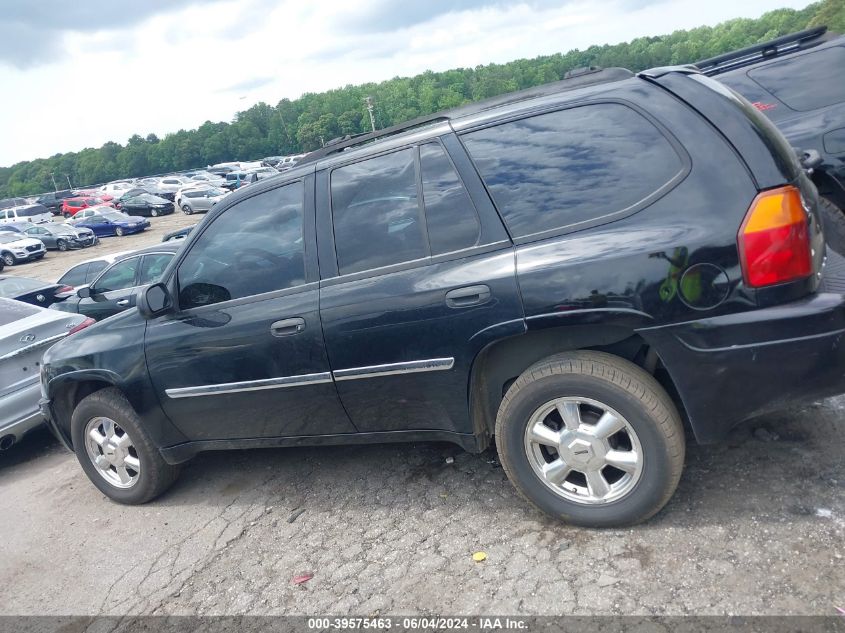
[698,27,845,250]
[35,190,76,215]
[40,66,843,527]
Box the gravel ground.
[1,209,843,617]
[0,396,843,616]
[2,210,199,283]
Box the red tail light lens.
[56,285,74,294]
[68,317,96,335]
[738,185,812,288]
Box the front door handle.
[116,299,130,307]
[271,317,306,337]
[445,284,491,308]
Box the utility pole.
[364,96,376,132]
[50,173,58,191]
[65,175,73,189]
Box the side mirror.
[77,287,91,299]
[137,282,172,319]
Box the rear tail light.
[56,285,74,294]
[738,185,812,288]
[67,317,96,335]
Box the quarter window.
[462,103,683,239]
[177,181,306,309]
[331,149,427,275]
[420,142,480,254]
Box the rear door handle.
[445,284,491,308]
[116,299,130,307]
[270,317,306,337]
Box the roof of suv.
[297,67,634,167]
[695,26,839,76]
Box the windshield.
[0,277,44,297]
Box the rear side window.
[462,103,683,239]
[749,47,845,112]
[59,263,89,286]
[139,253,173,285]
[95,257,139,293]
[420,142,480,255]
[331,148,426,275]
[86,261,108,283]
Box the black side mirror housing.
[77,287,91,299]
[137,283,173,319]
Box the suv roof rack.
[297,67,634,165]
[695,26,831,76]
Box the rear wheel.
[56,239,68,251]
[495,351,685,527]
[71,388,181,504]
[819,196,845,255]
[115,227,124,237]
[1,252,15,267]
[182,204,193,215]
[63,212,71,219]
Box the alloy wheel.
[523,396,643,505]
[84,417,141,489]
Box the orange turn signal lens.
[738,186,812,288]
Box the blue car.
[69,209,149,237]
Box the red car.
[61,197,114,218]
[74,189,115,204]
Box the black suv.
[40,66,843,527]
[35,190,76,215]
[697,27,845,250]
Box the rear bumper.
[639,292,845,442]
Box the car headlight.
[13,250,26,256]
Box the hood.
[0,235,43,249]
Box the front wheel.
[150,208,159,217]
[1,252,15,267]
[115,227,124,237]
[71,388,181,504]
[495,351,685,527]
[56,239,68,251]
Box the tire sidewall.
[57,239,67,251]
[70,391,163,504]
[499,372,676,527]
[2,252,15,266]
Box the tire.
[115,227,124,237]
[71,387,181,504]
[1,252,15,267]
[56,239,68,252]
[182,204,193,215]
[495,351,685,527]
[150,208,159,217]
[819,196,845,256]
[63,212,71,219]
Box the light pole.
[50,173,58,191]
[364,96,376,132]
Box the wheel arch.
[811,169,845,209]
[48,370,123,447]
[468,324,683,447]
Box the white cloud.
[0,0,813,166]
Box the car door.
[144,175,355,441]
[80,256,141,320]
[316,135,525,435]
[24,226,52,248]
[84,214,112,236]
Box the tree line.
[1,0,842,198]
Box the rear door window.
[139,253,173,285]
[85,261,108,283]
[461,103,684,239]
[420,142,480,255]
[59,263,89,286]
[748,47,845,112]
[331,148,427,275]
[94,257,139,293]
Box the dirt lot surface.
[0,395,843,616]
[1,210,843,617]
[2,210,198,283]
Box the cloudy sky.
[0,0,812,166]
